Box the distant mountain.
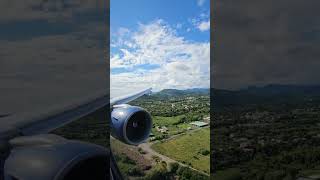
[242,84,320,96]
[213,84,320,106]
[184,88,210,94]
[144,85,320,105]
[152,88,209,98]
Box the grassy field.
[152,115,184,126]
[151,115,192,137]
[151,128,210,173]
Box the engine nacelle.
[4,134,109,180]
[111,104,152,145]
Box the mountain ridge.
[149,85,320,105]
[213,84,320,106]
[153,88,209,97]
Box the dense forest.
[213,85,320,180]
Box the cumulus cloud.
[111,19,210,97]
[190,12,210,32]
[197,20,210,31]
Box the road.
[138,126,210,176]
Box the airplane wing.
[0,88,152,139]
[0,88,151,180]
[110,88,152,107]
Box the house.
[203,116,210,122]
[156,126,168,133]
[189,121,208,127]
[160,126,168,133]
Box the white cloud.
[197,0,206,7]
[111,27,132,48]
[189,12,210,32]
[197,20,210,31]
[110,19,210,97]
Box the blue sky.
[111,0,210,42]
[110,0,210,97]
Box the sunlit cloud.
[111,19,209,97]
[197,20,210,31]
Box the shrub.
[177,166,209,180]
[127,167,144,176]
[177,166,192,179]
[152,155,161,163]
[143,164,170,180]
[264,170,286,180]
[169,162,180,173]
[123,155,136,165]
[160,161,167,169]
[199,149,210,156]
[138,147,146,154]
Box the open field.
[152,115,184,126]
[151,115,195,138]
[151,128,210,173]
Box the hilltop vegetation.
[213,84,320,108]
[213,85,320,180]
[132,88,209,119]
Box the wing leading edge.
[110,88,152,107]
[17,88,152,136]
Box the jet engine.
[111,104,152,145]
[4,134,109,180]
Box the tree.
[168,162,180,174]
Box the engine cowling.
[111,104,152,145]
[4,134,109,180]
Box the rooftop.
[190,121,208,127]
